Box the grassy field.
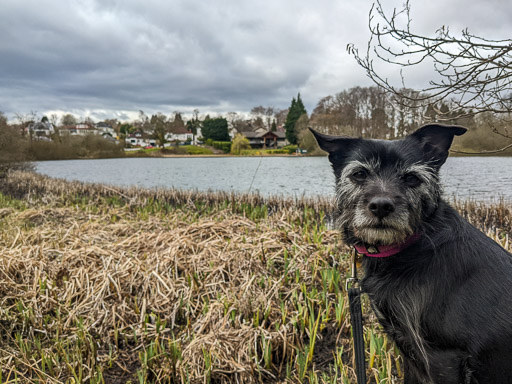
[0,172,510,383]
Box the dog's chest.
[363,273,432,361]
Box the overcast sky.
[1,0,509,122]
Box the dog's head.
[311,124,467,246]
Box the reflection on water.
[35,156,512,201]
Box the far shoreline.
[31,145,512,162]
[33,151,512,161]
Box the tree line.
[283,88,511,155]
[2,82,511,176]
[347,0,512,154]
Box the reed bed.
[0,171,510,384]
[0,172,333,219]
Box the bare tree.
[275,108,289,127]
[153,113,168,148]
[226,112,238,125]
[251,105,276,130]
[250,106,266,128]
[14,113,28,135]
[49,114,59,128]
[347,0,512,152]
[0,112,32,176]
[138,110,150,133]
[83,116,95,126]
[60,113,77,127]
[264,107,275,130]
[310,86,398,138]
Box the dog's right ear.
[309,128,358,163]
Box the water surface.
[35,156,512,201]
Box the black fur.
[311,124,512,384]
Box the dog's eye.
[403,173,422,187]
[351,169,368,181]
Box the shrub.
[0,117,32,177]
[29,135,124,160]
[231,134,251,155]
[281,145,298,154]
[266,149,289,154]
[240,149,259,156]
[212,141,232,153]
[184,146,213,155]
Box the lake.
[35,156,512,201]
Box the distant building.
[241,130,287,148]
[96,122,117,139]
[96,122,111,128]
[127,130,156,147]
[165,125,193,143]
[28,121,55,138]
[59,123,99,136]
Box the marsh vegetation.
[0,172,510,383]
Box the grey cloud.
[0,0,507,121]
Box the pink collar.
[354,233,421,258]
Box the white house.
[98,126,117,139]
[165,126,193,143]
[127,131,156,147]
[60,124,100,136]
[28,121,55,138]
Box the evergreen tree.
[171,112,185,130]
[271,119,277,132]
[119,123,132,135]
[284,93,307,144]
[186,109,201,144]
[202,117,230,141]
[296,93,306,115]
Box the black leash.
[346,249,366,384]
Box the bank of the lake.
[0,171,510,383]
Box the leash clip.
[346,248,361,291]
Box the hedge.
[212,141,232,153]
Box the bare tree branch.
[451,143,512,155]
[347,0,512,124]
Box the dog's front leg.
[428,350,473,384]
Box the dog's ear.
[309,127,359,164]
[408,124,467,167]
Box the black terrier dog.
[311,124,512,384]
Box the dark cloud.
[0,0,507,121]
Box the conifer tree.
[271,119,277,132]
[284,93,307,144]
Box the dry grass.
[0,171,510,384]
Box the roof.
[168,125,190,134]
[264,131,286,138]
[30,121,54,131]
[241,130,286,139]
[241,131,261,138]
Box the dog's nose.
[368,197,395,219]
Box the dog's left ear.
[408,124,467,167]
